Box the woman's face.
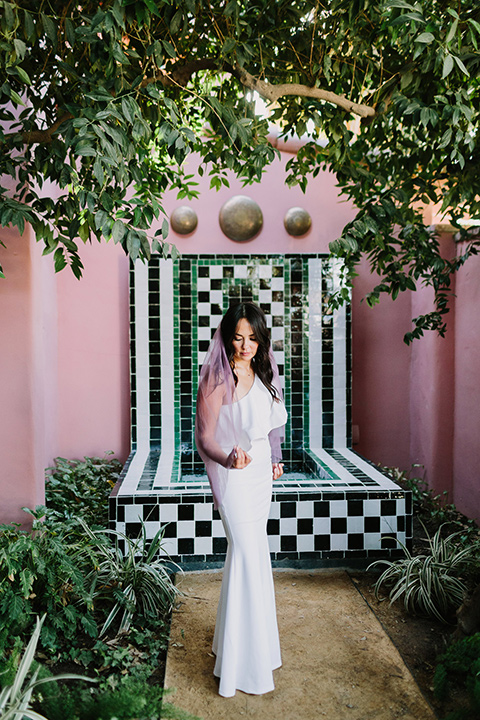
[232,318,259,364]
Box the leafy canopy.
[1,0,480,340]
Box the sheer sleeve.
[195,380,234,469]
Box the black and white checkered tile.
[110,483,411,565]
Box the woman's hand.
[272,463,284,480]
[228,445,252,469]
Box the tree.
[1,0,479,341]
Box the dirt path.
[165,569,437,720]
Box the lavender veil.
[195,325,285,509]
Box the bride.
[195,301,287,697]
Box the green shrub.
[35,675,201,720]
[45,455,121,528]
[0,616,95,720]
[369,524,480,623]
[81,522,180,637]
[434,633,480,720]
[0,508,98,654]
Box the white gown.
[212,375,288,697]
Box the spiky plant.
[82,522,181,636]
[369,524,480,623]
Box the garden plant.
[0,456,196,720]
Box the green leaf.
[453,55,469,77]
[23,10,35,40]
[15,66,31,85]
[54,247,67,272]
[415,32,434,44]
[41,13,58,47]
[446,19,458,45]
[111,219,126,244]
[442,54,454,79]
[13,38,27,61]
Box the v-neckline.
[233,374,256,403]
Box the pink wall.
[0,227,54,524]
[159,149,352,255]
[452,244,480,520]
[351,259,412,470]
[55,241,130,462]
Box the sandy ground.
[165,570,437,720]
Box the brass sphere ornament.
[219,195,263,242]
[170,206,198,235]
[284,207,312,237]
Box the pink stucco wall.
[351,259,412,470]
[0,228,53,524]
[452,244,480,520]
[55,241,130,461]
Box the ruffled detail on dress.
[222,376,287,452]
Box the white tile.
[195,536,212,554]
[159,538,177,556]
[143,521,160,538]
[330,500,348,517]
[177,520,195,538]
[364,533,382,550]
[212,519,225,537]
[210,290,223,304]
[258,289,272,302]
[347,516,364,533]
[198,326,211,340]
[313,517,330,534]
[268,535,280,553]
[280,517,297,535]
[271,277,283,290]
[364,500,381,517]
[296,501,314,518]
[195,503,213,520]
[271,302,284,315]
[330,534,348,551]
[234,264,247,278]
[258,265,271,278]
[124,505,143,523]
[159,504,178,522]
[269,502,280,519]
[297,535,315,552]
[381,517,398,534]
[197,278,210,291]
[197,303,210,315]
[209,265,223,278]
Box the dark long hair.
[220,302,278,400]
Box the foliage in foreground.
[1,1,480,338]
[35,674,201,720]
[369,524,480,623]
[82,523,181,637]
[0,616,95,720]
[0,507,99,653]
[434,633,480,720]
[45,455,122,529]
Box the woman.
[195,302,288,698]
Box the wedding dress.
[212,375,287,697]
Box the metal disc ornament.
[219,195,263,242]
[284,207,312,237]
[170,206,198,235]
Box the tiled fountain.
[110,253,411,568]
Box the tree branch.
[3,113,73,146]
[145,59,377,118]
